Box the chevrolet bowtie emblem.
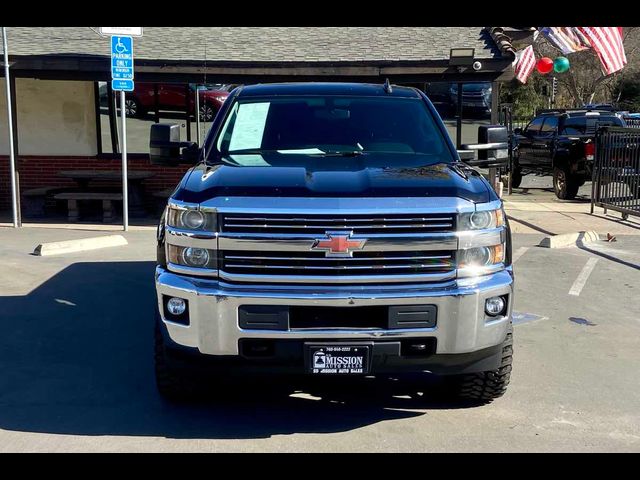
[311,232,367,257]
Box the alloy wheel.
[555,169,566,193]
[125,99,138,116]
[199,105,214,122]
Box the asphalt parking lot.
[0,216,639,452]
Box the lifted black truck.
[513,109,626,199]
[149,82,514,404]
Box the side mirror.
[477,125,508,162]
[460,125,509,168]
[513,127,522,135]
[149,123,200,166]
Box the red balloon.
[537,57,554,74]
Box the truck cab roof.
[236,82,422,98]
[537,108,622,118]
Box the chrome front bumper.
[155,266,514,356]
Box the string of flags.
[513,27,627,84]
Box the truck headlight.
[167,205,216,231]
[458,244,505,278]
[167,245,217,269]
[182,210,205,229]
[459,245,504,268]
[183,247,210,267]
[458,209,504,231]
[460,246,491,266]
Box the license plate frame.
[304,343,372,375]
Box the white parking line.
[512,247,529,264]
[569,258,598,296]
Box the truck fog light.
[183,247,210,267]
[167,297,186,316]
[485,296,506,316]
[181,210,205,229]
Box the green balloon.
[554,56,570,73]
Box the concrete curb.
[33,234,128,256]
[538,231,600,249]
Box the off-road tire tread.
[553,167,580,200]
[449,325,513,405]
[154,320,199,401]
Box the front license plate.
[305,344,370,375]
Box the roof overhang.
[4,54,515,83]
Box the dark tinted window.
[588,115,624,131]
[561,117,586,135]
[561,114,624,134]
[525,117,545,134]
[216,96,453,162]
[540,116,559,133]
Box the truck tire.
[154,313,200,401]
[553,167,580,200]
[445,324,513,404]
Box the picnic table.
[58,170,155,216]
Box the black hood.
[174,154,493,204]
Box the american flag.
[540,27,590,54]
[577,27,627,75]
[514,45,536,84]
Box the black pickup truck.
[513,109,626,199]
[149,82,514,404]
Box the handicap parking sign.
[111,36,134,90]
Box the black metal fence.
[591,126,640,220]
[623,117,640,129]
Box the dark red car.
[124,83,232,121]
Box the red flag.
[577,27,627,75]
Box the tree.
[614,71,640,112]
[499,75,548,119]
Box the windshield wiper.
[225,148,365,157]
[225,149,278,155]
[317,150,364,157]
[320,143,365,156]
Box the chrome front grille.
[220,250,456,284]
[220,213,455,235]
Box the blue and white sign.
[111,79,134,91]
[111,35,134,90]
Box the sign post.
[195,85,201,145]
[111,35,134,231]
[2,27,19,228]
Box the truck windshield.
[213,96,453,165]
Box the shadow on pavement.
[0,261,473,440]
[590,213,640,231]
[506,215,556,236]
[577,243,640,271]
